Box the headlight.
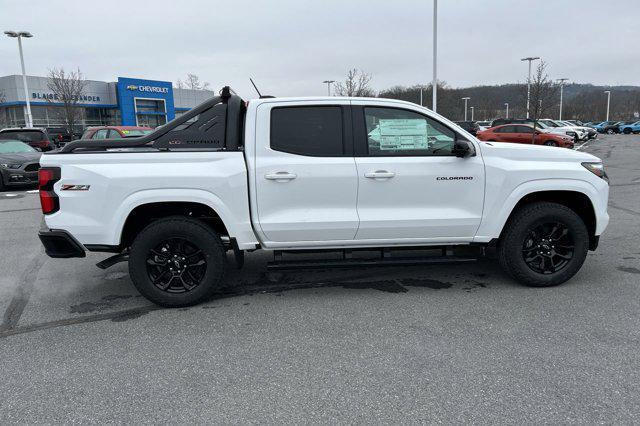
[0,163,21,169]
[582,162,608,182]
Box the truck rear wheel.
[128,216,226,307]
[498,202,589,287]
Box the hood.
[0,152,41,165]
[478,141,600,163]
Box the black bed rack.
[57,86,243,154]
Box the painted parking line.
[575,141,590,151]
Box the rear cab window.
[270,106,345,156]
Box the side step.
[267,246,478,271]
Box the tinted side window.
[270,107,343,156]
[516,125,534,133]
[94,129,108,139]
[495,126,514,133]
[364,107,455,156]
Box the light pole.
[504,102,509,118]
[557,78,568,120]
[432,0,438,112]
[4,30,34,128]
[521,56,540,119]
[604,90,611,121]
[461,97,470,121]
[322,80,335,96]
[470,106,474,121]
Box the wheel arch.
[109,189,252,250]
[499,190,597,250]
[475,179,602,250]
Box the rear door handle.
[265,172,297,181]
[364,170,395,179]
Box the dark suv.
[454,121,480,136]
[0,128,52,151]
[46,127,73,148]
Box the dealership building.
[0,75,214,129]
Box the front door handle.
[265,172,297,181]
[364,170,395,179]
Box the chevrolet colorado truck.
[37,88,610,307]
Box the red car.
[476,124,574,148]
[81,126,153,140]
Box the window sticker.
[369,119,428,150]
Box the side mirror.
[452,139,472,158]
[34,147,43,152]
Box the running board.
[96,253,129,270]
[267,247,478,271]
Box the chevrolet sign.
[126,84,169,94]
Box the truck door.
[253,101,359,244]
[351,103,485,242]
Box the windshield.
[0,130,44,142]
[539,120,557,127]
[0,140,36,154]
[535,121,550,129]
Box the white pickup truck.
[38,88,610,307]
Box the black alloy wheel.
[146,237,207,293]
[522,222,574,274]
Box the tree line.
[337,68,640,122]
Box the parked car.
[537,119,588,141]
[490,118,579,141]
[476,124,575,148]
[592,121,620,134]
[0,139,41,190]
[618,121,640,134]
[476,120,492,131]
[453,121,480,136]
[39,88,609,307]
[46,127,73,148]
[556,120,598,139]
[81,126,153,140]
[0,127,52,151]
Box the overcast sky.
[1,0,638,97]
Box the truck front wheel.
[129,216,226,307]
[498,202,589,287]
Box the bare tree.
[523,61,558,143]
[333,69,375,97]
[174,79,185,89]
[0,90,6,127]
[46,67,87,136]
[183,73,211,90]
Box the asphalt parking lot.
[1,134,639,423]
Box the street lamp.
[604,90,611,121]
[322,80,335,96]
[432,0,438,112]
[504,102,509,118]
[461,97,470,121]
[521,56,540,119]
[4,30,34,128]
[557,78,568,120]
[470,106,474,121]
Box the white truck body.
[37,93,610,305]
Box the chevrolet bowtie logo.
[126,85,138,90]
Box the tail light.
[39,167,61,214]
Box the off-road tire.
[129,216,226,307]
[498,202,589,287]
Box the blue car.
[592,121,618,133]
[619,121,640,134]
